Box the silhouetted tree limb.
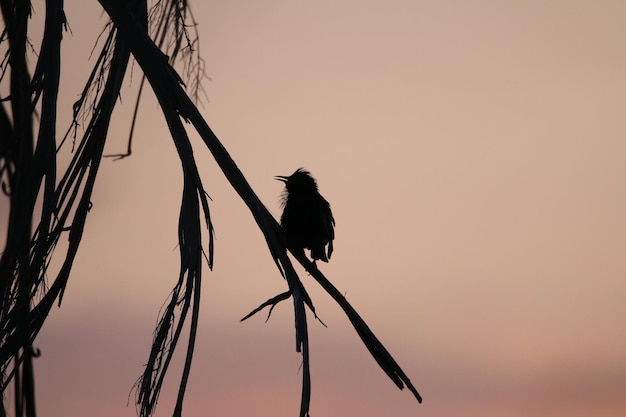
[1,1,422,417]
[99,1,422,415]
[1,1,66,416]
[241,291,292,322]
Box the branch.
[98,2,421,415]
[240,291,291,322]
[293,252,423,403]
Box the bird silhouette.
[276,168,335,262]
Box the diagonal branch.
[98,1,421,415]
[294,253,423,403]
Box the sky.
[2,0,626,416]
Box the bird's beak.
[275,175,289,182]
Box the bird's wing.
[324,201,335,259]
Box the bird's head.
[275,168,318,194]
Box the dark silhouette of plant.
[0,1,422,416]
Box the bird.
[276,168,335,263]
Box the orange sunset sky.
[2,1,626,416]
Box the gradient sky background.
[2,1,626,416]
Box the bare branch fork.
[99,1,422,416]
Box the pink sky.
[2,1,626,416]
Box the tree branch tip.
[240,291,292,322]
